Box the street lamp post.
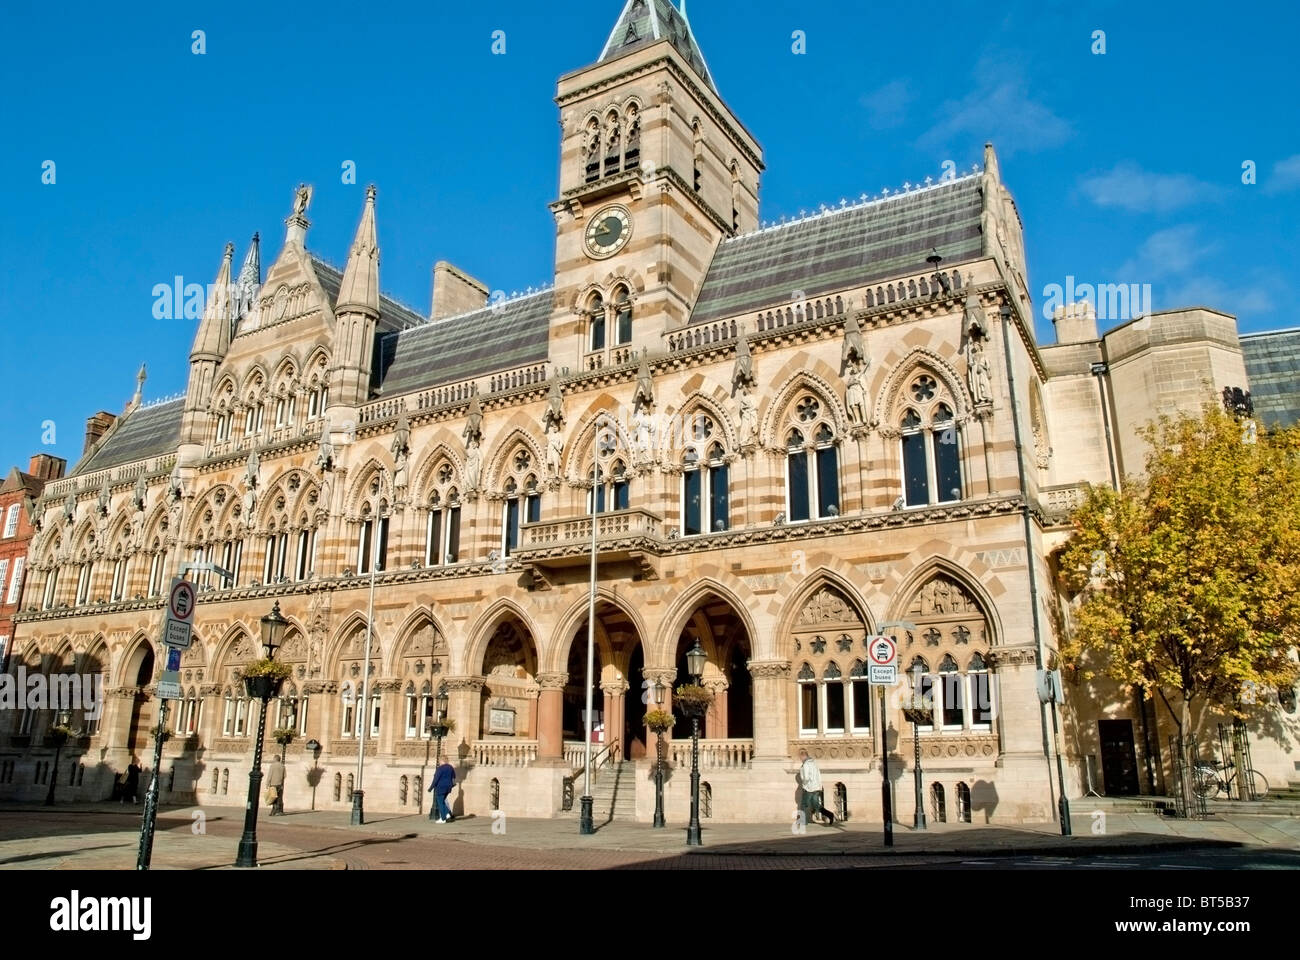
[652,680,666,828]
[353,469,388,826]
[44,709,72,807]
[685,639,706,847]
[427,684,449,821]
[902,680,929,831]
[580,416,615,836]
[234,602,288,869]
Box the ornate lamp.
[260,602,288,660]
[686,639,706,683]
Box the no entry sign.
[867,635,897,685]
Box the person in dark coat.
[121,756,142,804]
[429,761,456,823]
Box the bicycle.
[1192,759,1268,800]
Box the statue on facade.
[968,339,993,404]
[463,391,484,446]
[133,475,147,513]
[841,314,868,374]
[245,449,260,490]
[544,377,565,431]
[391,412,411,492]
[168,462,183,501]
[464,438,482,491]
[732,326,754,394]
[632,352,655,413]
[737,381,759,447]
[544,419,564,480]
[96,479,111,516]
[845,358,870,426]
[315,430,334,473]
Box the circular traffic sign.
[868,635,897,666]
[169,580,196,621]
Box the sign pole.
[136,698,169,870]
[880,685,893,847]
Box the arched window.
[785,395,839,522]
[425,463,462,566]
[822,662,845,734]
[590,459,630,514]
[147,541,165,597]
[75,553,93,605]
[356,474,390,575]
[340,682,356,738]
[848,660,872,733]
[938,653,964,728]
[682,422,730,535]
[969,652,993,728]
[332,772,341,801]
[623,102,640,171]
[501,448,541,557]
[797,662,817,735]
[899,375,963,507]
[222,688,236,737]
[276,685,299,731]
[613,285,633,345]
[404,681,419,738]
[587,292,606,352]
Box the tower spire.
[336,184,380,316]
[190,242,234,361]
[598,0,716,92]
[131,363,147,408]
[235,231,261,320]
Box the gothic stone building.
[4,0,1297,822]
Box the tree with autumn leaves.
[1059,405,1300,775]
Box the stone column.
[442,675,485,762]
[535,672,567,760]
[747,660,790,760]
[704,678,730,739]
[600,678,629,759]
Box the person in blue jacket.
[429,760,456,823]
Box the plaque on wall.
[488,699,517,736]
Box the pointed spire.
[131,363,147,408]
[190,243,234,361]
[235,232,261,319]
[598,0,716,92]
[337,185,380,317]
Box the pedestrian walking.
[122,756,142,805]
[797,749,835,825]
[266,757,286,816]
[429,760,456,823]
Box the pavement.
[2,800,1298,869]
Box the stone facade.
[3,2,1297,821]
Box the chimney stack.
[27,454,67,482]
[83,411,116,456]
[431,261,489,320]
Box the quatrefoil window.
[796,397,820,422]
[513,450,531,472]
[691,415,714,441]
[438,464,453,484]
[910,376,937,402]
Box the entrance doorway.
[125,647,156,758]
[1098,719,1140,795]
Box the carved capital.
[371,677,403,692]
[443,675,486,693]
[103,685,139,700]
[536,672,569,691]
[199,683,221,696]
[600,679,630,696]
[747,659,791,679]
[985,646,1037,668]
[303,680,338,695]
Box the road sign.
[157,678,182,700]
[163,577,196,649]
[867,635,897,686]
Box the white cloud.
[1079,162,1221,213]
[1263,154,1300,195]
[1117,225,1213,279]
[917,61,1071,156]
[1114,225,1276,319]
[860,80,913,129]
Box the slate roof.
[375,291,553,397]
[599,0,716,91]
[1241,327,1300,428]
[311,258,425,334]
[690,175,985,326]
[76,399,185,475]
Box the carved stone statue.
[463,392,484,445]
[245,450,260,490]
[315,430,334,472]
[97,480,111,516]
[632,353,654,412]
[545,420,564,479]
[737,382,759,447]
[292,183,313,216]
[968,339,993,404]
[464,438,482,491]
[841,315,868,373]
[391,412,411,459]
[133,475,147,513]
[543,377,565,431]
[845,358,870,426]
[631,407,654,464]
[63,491,76,524]
[732,326,754,393]
[168,462,183,501]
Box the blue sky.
[1,0,1297,476]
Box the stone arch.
[483,424,545,493]
[461,597,540,678]
[211,622,258,680]
[760,368,849,450]
[562,398,628,479]
[873,346,972,429]
[116,632,157,687]
[187,484,238,543]
[385,607,450,677]
[665,389,739,457]
[883,554,1004,649]
[303,346,331,385]
[239,363,270,402]
[410,438,465,504]
[325,610,380,675]
[342,454,395,519]
[544,588,650,675]
[652,573,760,667]
[771,567,877,643]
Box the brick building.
[0,455,66,670]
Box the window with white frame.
[590,460,631,514]
[75,558,92,605]
[110,555,127,601]
[682,435,729,535]
[7,556,23,604]
[42,566,58,609]
[612,285,633,346]
[222,689,236,736]
[340,682,356,737]
[234,695,248,736]
[147,545,165,596]
[500,448,540,558]
[3,504,20,538]
[357,508,389,575]
[848,660,872,733]
[425,491,462,566]
[899,375,963,507]
[0,560,9,599]
[791,585,870,739]
[784,396,840,522]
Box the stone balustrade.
[470,740,539,767]
[668,738,754,769]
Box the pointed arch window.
[797,662,818,735]
[785,396,840,522]
[613,286,633,345]
[110,553,128,601]
[147,544,165,597]
[502,448,541,557]
[340,682,356,738]
[822,662,846,734]
[590,460,630,514]
[938,653,964,728]
[900,378,964,507]
[222,688,236,736]
[849,660,872,733]
[425,485,462,567]
[588,293,606,352]
[682,433,730,536]
[75,557,93,606]
[42,561,60,609]
[357,498,390,575]
[969,652,993,728]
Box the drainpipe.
[1089,362,1120,491]
[999,300,1072,835]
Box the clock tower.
[549,0,763,371]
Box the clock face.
[584,205,632,259]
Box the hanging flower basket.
[673,684,713,719]
[643,710,674,733]
[272,727,297,747]
[240,659,291,700]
